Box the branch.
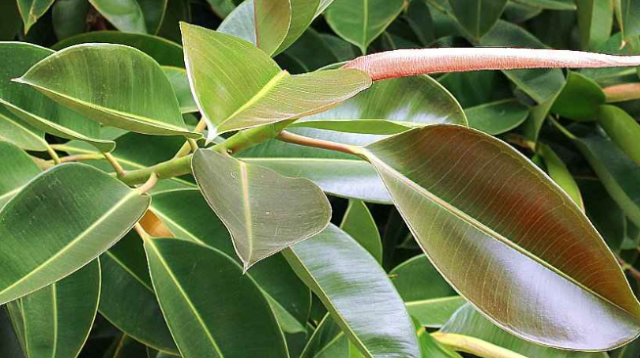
[431,332,527,358]
[277,130,362,157]
[344,48,640,81]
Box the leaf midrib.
[366,153,640,321]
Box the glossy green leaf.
[0,105,46,152]
[442,304,608,358]
[7,260,100,358]
[52,0,90,41]
[598,105,640,166]
[390,255,462,328]
[52,31,185,67]
[551,72,605,121]
[0,43,114,152]
[275,0,322,54]
[253,0,290,55]
[99,231,178,354]
[0,141,41,209]
[138,0,168,34]
[150,188,312,334]
[480,20,565,104]
[17,0,55,33]
[145,238,288,358]
[465,99,529,135]
[162,66,198,114]
[560,123,640,229]
[181,23,371,140]
[615,0,640,41]
[325,0,405,54]
[538,143,584,210]
[340,200,382,263]
[299,314,349,358]
[193,149,331,269]
[576,0,613,50]
[284,224,421,358]
[362,125,640,350]
[18,44,199,138]
[0,163,150,305]
[512,0,576,10]
[448,0,507,39]
[521,86,562,142]
[89,0,147,34]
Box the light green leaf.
[465,99,529,135]
[442,304,608,358]
[0,105,47,152]
[99,231,178,354]
[0,163,150,305]
[448,0,507,39]
[145,238,289,358]
[576,0,613,50]
[340,200,382,263]
[615,0,640,42]
[325,0,405,54]
[17,44,199,138]
[361,125,640,350]
[150,188,312,335]
[0,42,114,152]
[181,23,371,140]
[284,224,421,358]
[52,31,185,67]
[551,72,605,121]
[274,0,323,55]
[0,141,42,209]
[511,0,576,10]
[538,143,584,210]
[390,255,461,328]
[162,66,198,114]
[217,0,257,44]
[89,0,147,34]
[17,0,56,33]
[193,149,331,270]
[598,105,640,166]
[7,260,100,358]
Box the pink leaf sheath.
[344,48,640,81]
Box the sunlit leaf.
[538,143,584,210]
[361,125,640,350]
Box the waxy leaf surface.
[0,163,150,305]
[284,224,421,358]
[145,238,288,358]
[7,260,100,358]
[0,141,41,209]
[0,106,47,152]
[181,23,371,140]
[0,43,114,152]
[193,149,331,270]
[18,44,199,138]
[362,125,640,350]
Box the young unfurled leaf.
[6,260,100,358]
[0,43,114,152]
[192,149,331,270]
[361,125,640,350]
[17,44,200,138]
[144,238,289,358]
[0,163,150,305]
[181,23,371,141]
[284,224,421,358]
[0,141,41,209]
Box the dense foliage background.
[3,0,640,357]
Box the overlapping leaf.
[17,0,55,33]
[340,200,382,263]
[193,149,331,270]
[0,105,46,152]
[0,141,41,209]
[361,124,640,350]
[448,0,507,39]
[181,23,371,141]
[0,163,150,305]
[17,44,199,138]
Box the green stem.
[45,143,61,165]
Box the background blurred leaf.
[17,0,56,34]
[576,0,613,50]
[340,200,383,263]
[448,0,507,40]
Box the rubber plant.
[4,1,640,358]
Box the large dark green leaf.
[465,99,528,135]
[6,260,100,358]
[0,141,41,209]
[598,105,640,166]
[441,304,608,358]
[576,0,613,50]
[145,238,289,358]
[52,0,90,41]
[17,0,56,33]
[361,125,640,350]
[0,43,114,152]
[17,44,199,138]
[181,23,371,141]
[193,149,331,269]
[0,163,150,305]
[390,255,463,328]
[448,0,507,39]
[340,200,382,263]
[551,72,605,121]
[52,31,185,67]
[284,224,421,358]
[99,231,178,354]
[325,0,405,54]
